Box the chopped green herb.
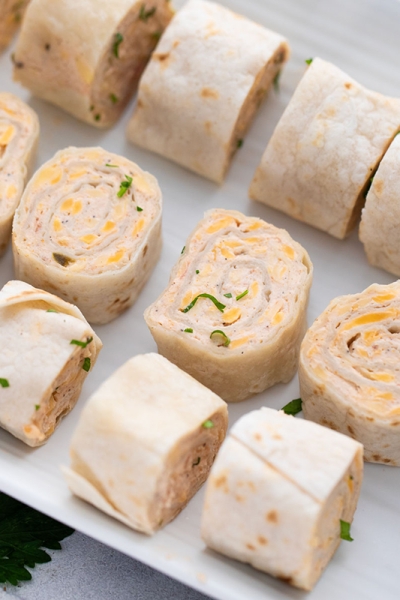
[340,520,353,542]
[46,308,58,313]
[184,328,193,333]
[105,163,118,167]
[139,5,156,21]
[0,492,74,586]
[192,456,201,466]
[52,253,75,267]
[35,405,40,411]
[210,330,230,347]
[202,419,214,429]
[117,175,133,198]
[281,398,302,415]
[236,289,248,301]
[70,337,93,349]
[151,30,162,41]
[82,357,91,372]
[305,58,313,65]
[94,114,101,122]
[181,246,186,254]
[196,270,200,274]
[0,378,10,388]
[273,70,281,92]
[113,32,123,58]
[109,93,119,104]
[237,139,243,148]
[181,293,225,314]
[137,206,143,211]
[223,292,232,298]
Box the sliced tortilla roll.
[13,0,174,127]
[12,146,162,325]
[0,0,30,51]
[144,209,313,402]
[62,353,228,535]
[0,280,102,447]
[359,134,400,276]
[127,0,289,183]
[201,407,363,591]
[0,92,39,257]
[249,57,400,239]
[300,281,400,465]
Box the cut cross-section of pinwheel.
[12,0,174,127]
[144,209,313,402]
[0,280,102,447]
[0,92,39,256]
[300,280,400,465]
[12,146,162,324]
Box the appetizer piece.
[63,353,228,535]
[144,209,312,402]
[359,134,400,276]
[249,57,400,239]
[0,92,39,257]
[300,281,400,465]
[12,146,162,325]
[201,407,363,591]
[0,0,30,51]
[0,280,102,447]
[127,0,289,183]
[13,0,174,127]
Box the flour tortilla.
[63,353,228,534]
[12,146,162,325]
[127,0,289,183]
[201,407,363,591]
[13,0,173,127]
[249,57,400,239]
[0,280,102,447]
[145,209,312,402]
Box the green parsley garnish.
[35,405,40,411]
[181,293,225,314]
[139,5,156,21]
[181,246,186,254]
[192,457,201,466]
[281,398,302,415]
[210,330,230,347]
[196,270,200,274]
[94,114,101,121]
[117,175,133,197]
[273,70,281,92]
[223,292,232,298]
[52,253,75,267]
[70,337,93,349]
[137,206,143,211]
[236,289,248,301]
[105,163,118,167]
[237,139,243,148]
[0,378,10,388]
[184,328,193,333]
[340,520,353,542]
[151,30,162,41]
[82,357,91,372]
[46,308,58,313]
[305,58,313,65]
[0,492,74,586]
[109,93,119,104]
[202,420,214,429]
[113,32,123,58]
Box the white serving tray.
[1,0,400,598]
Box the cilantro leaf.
[340,519,354,542]
[0,493,74,586]
[281,398,302,415]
